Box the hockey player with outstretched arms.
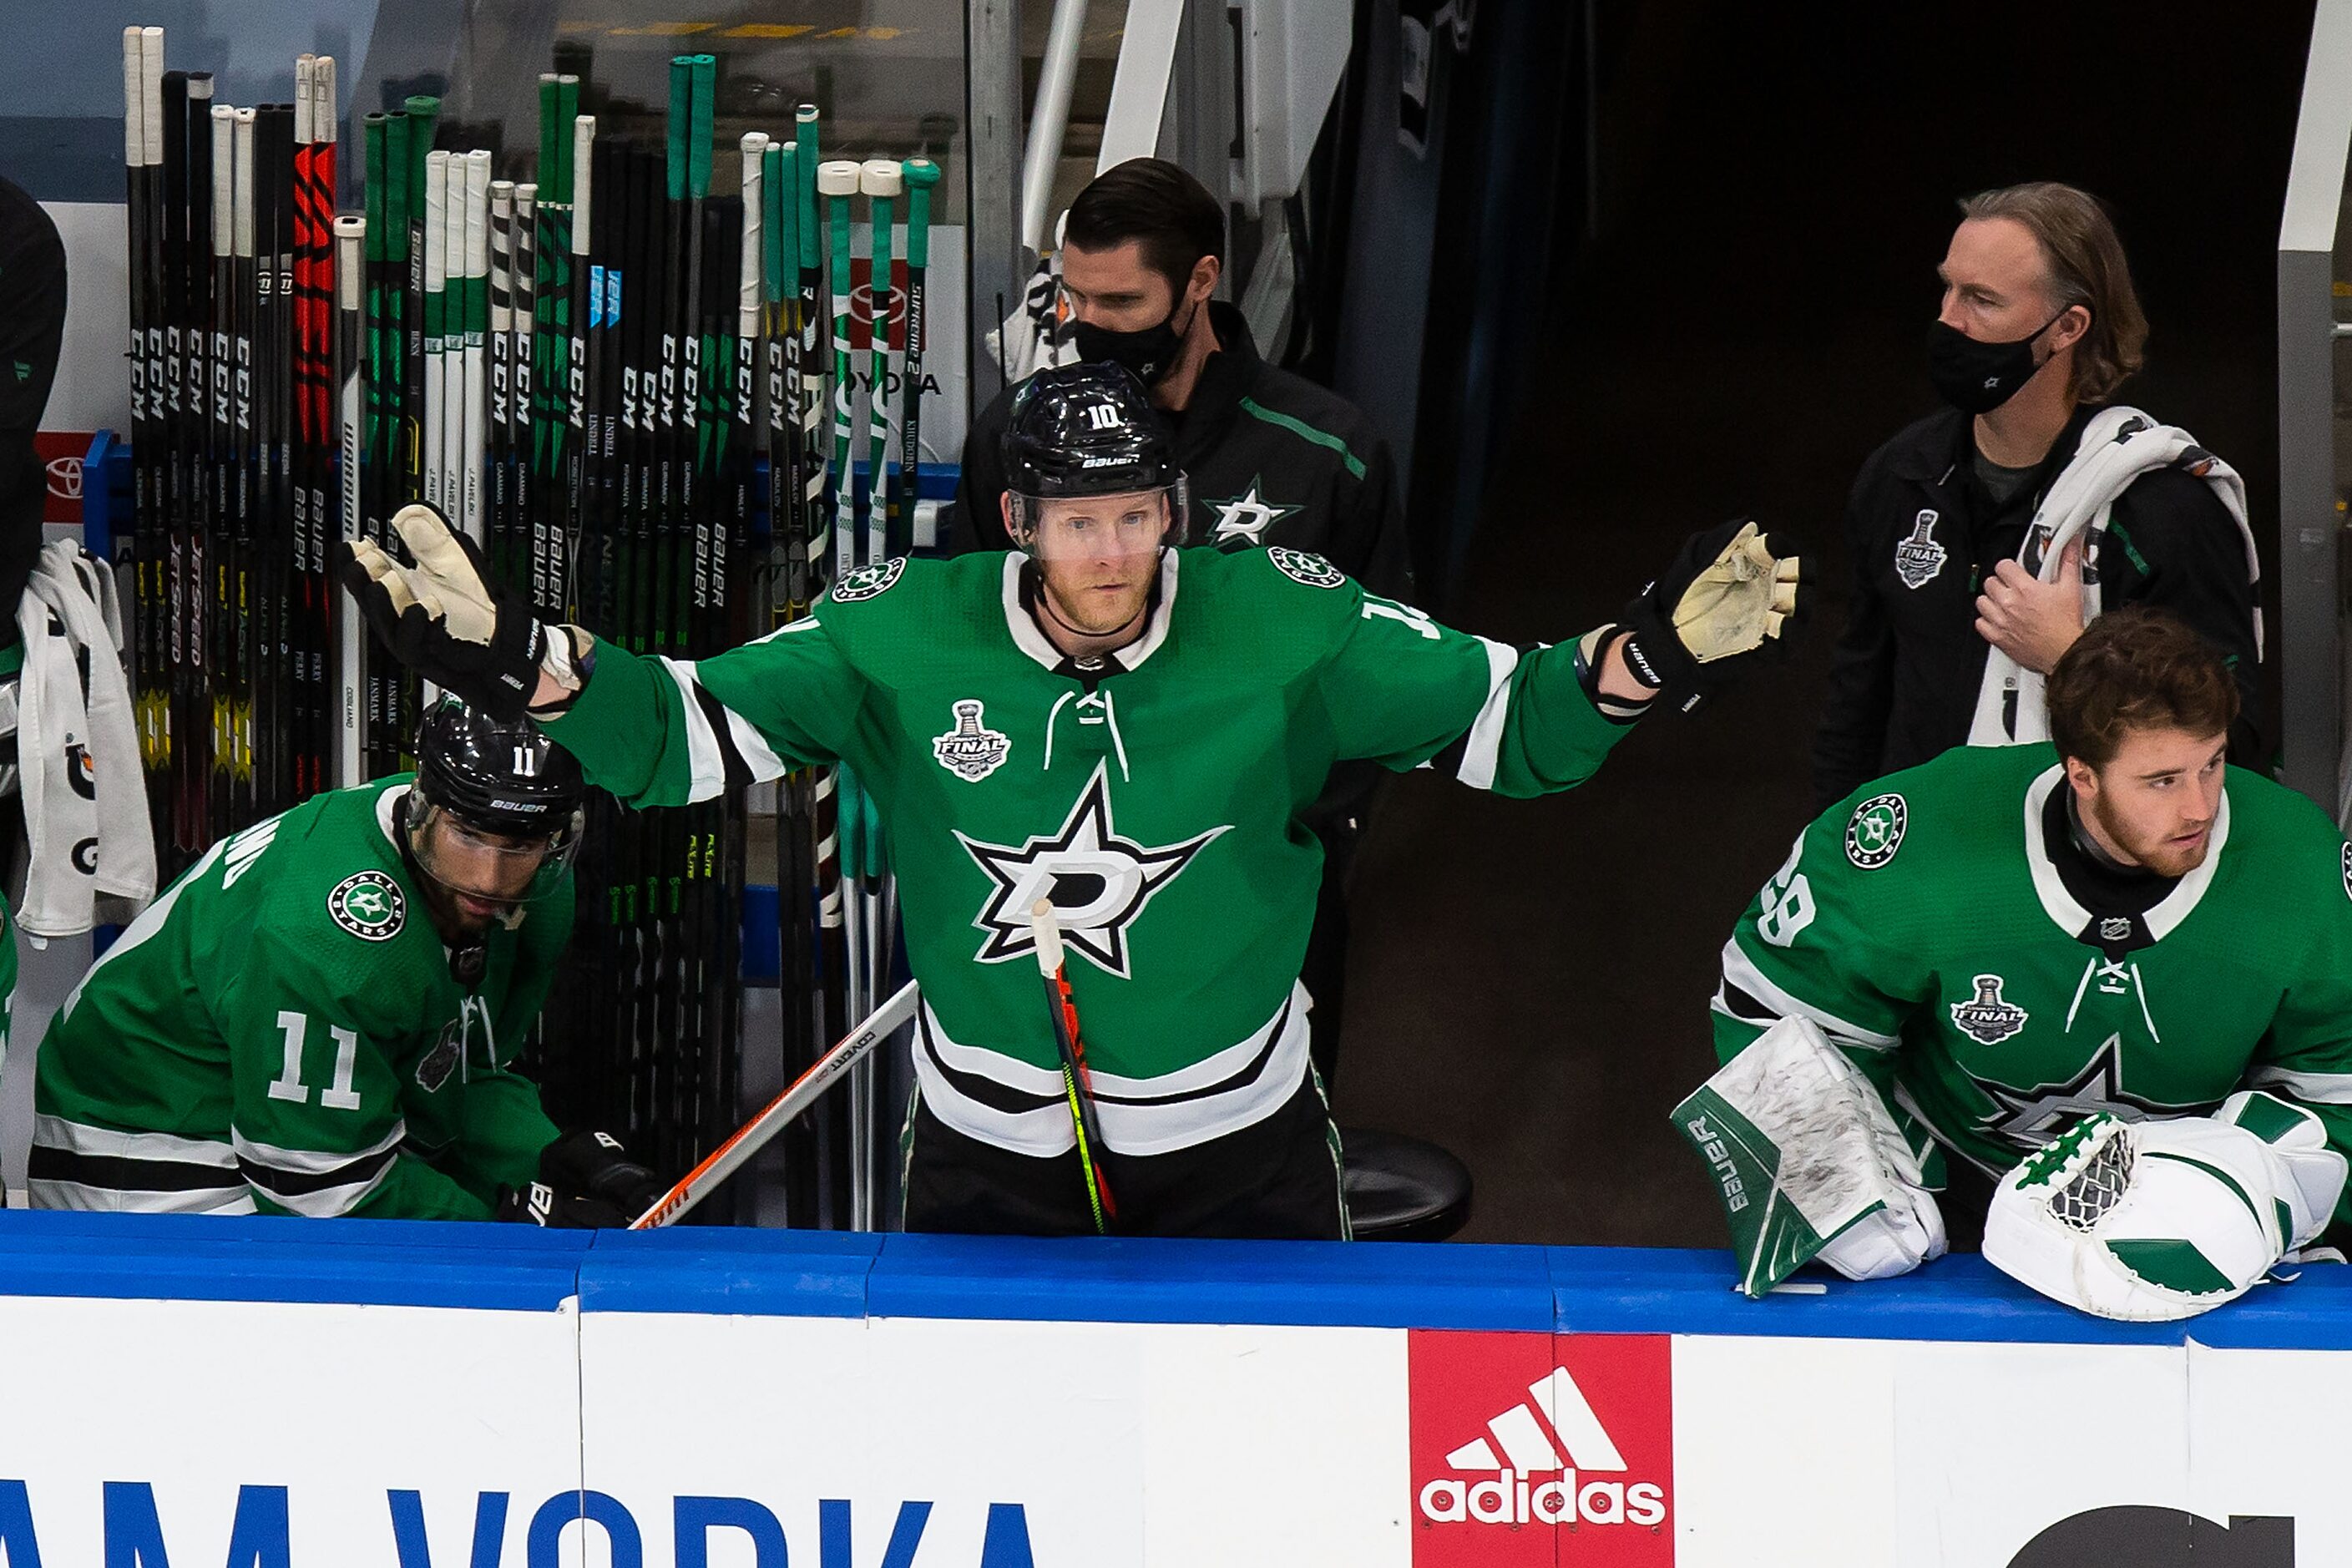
[341,362,1807,1238]
[28,699,662,1226]
[1687,609,2352,1320]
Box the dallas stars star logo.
[1204,477,1301,547]
[1969,1034,2211,1149]
[953,759,1230,976]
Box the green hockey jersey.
[548,545,1631,1156]
[29,778,572,1217]
[1714,742,2352,1219]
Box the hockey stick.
[630,978,918,1230]
[1029,898,1116,1233]
[897,158,938,558]
[335,211,364,787]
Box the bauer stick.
[1029,898,1116,1233]
[630,978,920,1229]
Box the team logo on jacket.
[1268,547,1346,589]
[1894,508,1948,589]
[933,700,1012,781]
[1844,792,1907,868]
[1950,972,2029,1045]
[328,869,407,942]
[1205,477,1301,546]
[953,758,1229,976]
[828,556,906,603]
[2340,842,2350,903]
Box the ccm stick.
[630,979,919,1229]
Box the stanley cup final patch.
[1950,973,2029,1045]
[1894,508,1948,589]
[328,870,407,943]
[933,700,1012,782]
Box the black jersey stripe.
[688,680,755,793]
[237,1140,402,1199]
[1717,980,1780,1026]
[914,1010,1064,1117]
[1088,994,1294,1109]
[28,1144,245,1193]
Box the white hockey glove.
[1984,1091,2349,1323]
[1672,1015,1945,1297]
[338,503,573,721]
[1615,519,1806,712]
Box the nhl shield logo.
[1951,973,2029,1045]
[1894,509,1948,590]
[1844,792,1908,869]
[933,700,1012,781]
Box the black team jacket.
[1813,403,2263,811]
[945,301,1413,602]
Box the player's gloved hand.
[494,1130,665,1229]
[1615,518,1805,711]
[337,503,550,721]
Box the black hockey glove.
[1614,518,1805,712]
[494,1130,665,1229]
[338,503,549,721]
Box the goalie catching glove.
[1983,1091,2348,1323]
[338,503,584,721]
[495,1130,667,1229]
[1611,519,1805,712]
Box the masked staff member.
[28,699,660,1226]
[1813,181,2260,812]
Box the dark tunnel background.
[1325,3,2319,1245]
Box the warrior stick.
[630,979,918,1230]
[402,95,439,508]
[335,213,365,787]
[1029,899,1117,1233]
[819,160,858,583]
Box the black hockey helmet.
[1001,362,1188,554]
[402,695,585,909]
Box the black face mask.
[1072,293,1196,387]
[1925,312,2066,414]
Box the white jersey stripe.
[2248,1066,2352,1105]
[232,1120,408,1178]
[1716,937,1901,1050]
[26,1179,256,1216]
[33,1114,238,1167]
[658,657,730,803]
[1454,638,1521,792]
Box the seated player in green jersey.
[1692,609,2350,1320]
[341,362,1807,1240]
[28,698,663,1225]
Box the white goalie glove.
[1673,1015,1945,1297]
[1984,1091,2349,1323]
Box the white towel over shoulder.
[1966,405,2258,747]
[18,540,154,938]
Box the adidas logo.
[1416,1363,1667,1529]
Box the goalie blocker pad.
[1983,1091,2349,1323]
[1672,1016,1943,1298]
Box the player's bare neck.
[1035,594,1146,662]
